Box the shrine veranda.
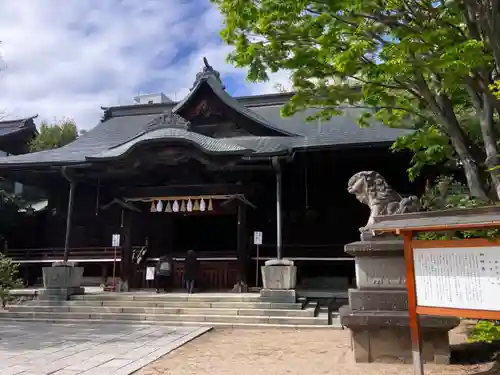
[0,62,423,291]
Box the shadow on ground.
[451,341,500,374]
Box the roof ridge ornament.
[190,57,225,91]
[146,111,191,131]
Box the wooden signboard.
[412,239,500,317]
[368,206,500,375]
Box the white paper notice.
[111,234,120,247]
[253,231,263,245]
[413,246,500,311]
[145,267,155,281]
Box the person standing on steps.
[183,250,199,294]
[155,255,173,293]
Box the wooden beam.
[121,184,245,199]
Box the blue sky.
[0,0,291,129]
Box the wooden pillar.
[120,210,133,289]
[402,230,424,375]
[101,263,108,285]
[236,202,249,285]
[63,181,76,263]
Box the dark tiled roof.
[249,105,409,149]
[0,114,156,165]
[0,74,411,167]
[0,116,38,138]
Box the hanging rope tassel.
[208,199,213,211]
[199,198,206,212]
[187,199,193,212]
[150,201,157,212]
[193,199,200,211]
[180,200,186,212]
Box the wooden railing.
[4,242,352,263]
[135,260,239,290]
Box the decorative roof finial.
[190,57,225,91]
[203,57,211,69]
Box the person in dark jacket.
[183,250,198,294]
[155,255,173,293]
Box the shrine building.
[0,61,421,292]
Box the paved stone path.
[0,322,210,375]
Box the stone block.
[348,289,409,311]
[38,287,84,301]
[260,288,296,303]
[355,257,406,289]
[350,326,452,364]
[339,306,460,329]
[345,239,403,257]
[339,306,459,364]
[261,262,297,290]
[40,265,83,301]
[42,265,83,288]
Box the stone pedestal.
[40,264,84,301]
[261,259,297,290]
[260,259,297,303]
[339,236,459,364]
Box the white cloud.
[249,70,294,95]
[0,0,291,130]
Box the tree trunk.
[434,93,491,200]
[414,77,492,200]
[457,152,491,201]
[478,94,500,201]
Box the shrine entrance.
[127,193,249,291]
[171,213,238,290]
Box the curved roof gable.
[172,58,297,137]
[88,127,252,162]
[0,115,38,137]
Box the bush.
[469,320,500,344]
[0,253,22,308]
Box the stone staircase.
[1,292,341,328]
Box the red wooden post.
[402,230,424,375]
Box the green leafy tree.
[213,0,500,201]
[29,118,79,152]
[418,175,499,240]
[0,253,22,308]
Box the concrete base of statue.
[339,235,459,364]
[40,263,84,301]
[340,306,458,364]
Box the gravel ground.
[135,324,499,375]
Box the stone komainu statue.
[347,171,420,231]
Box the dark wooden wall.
[7,145,420,285]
